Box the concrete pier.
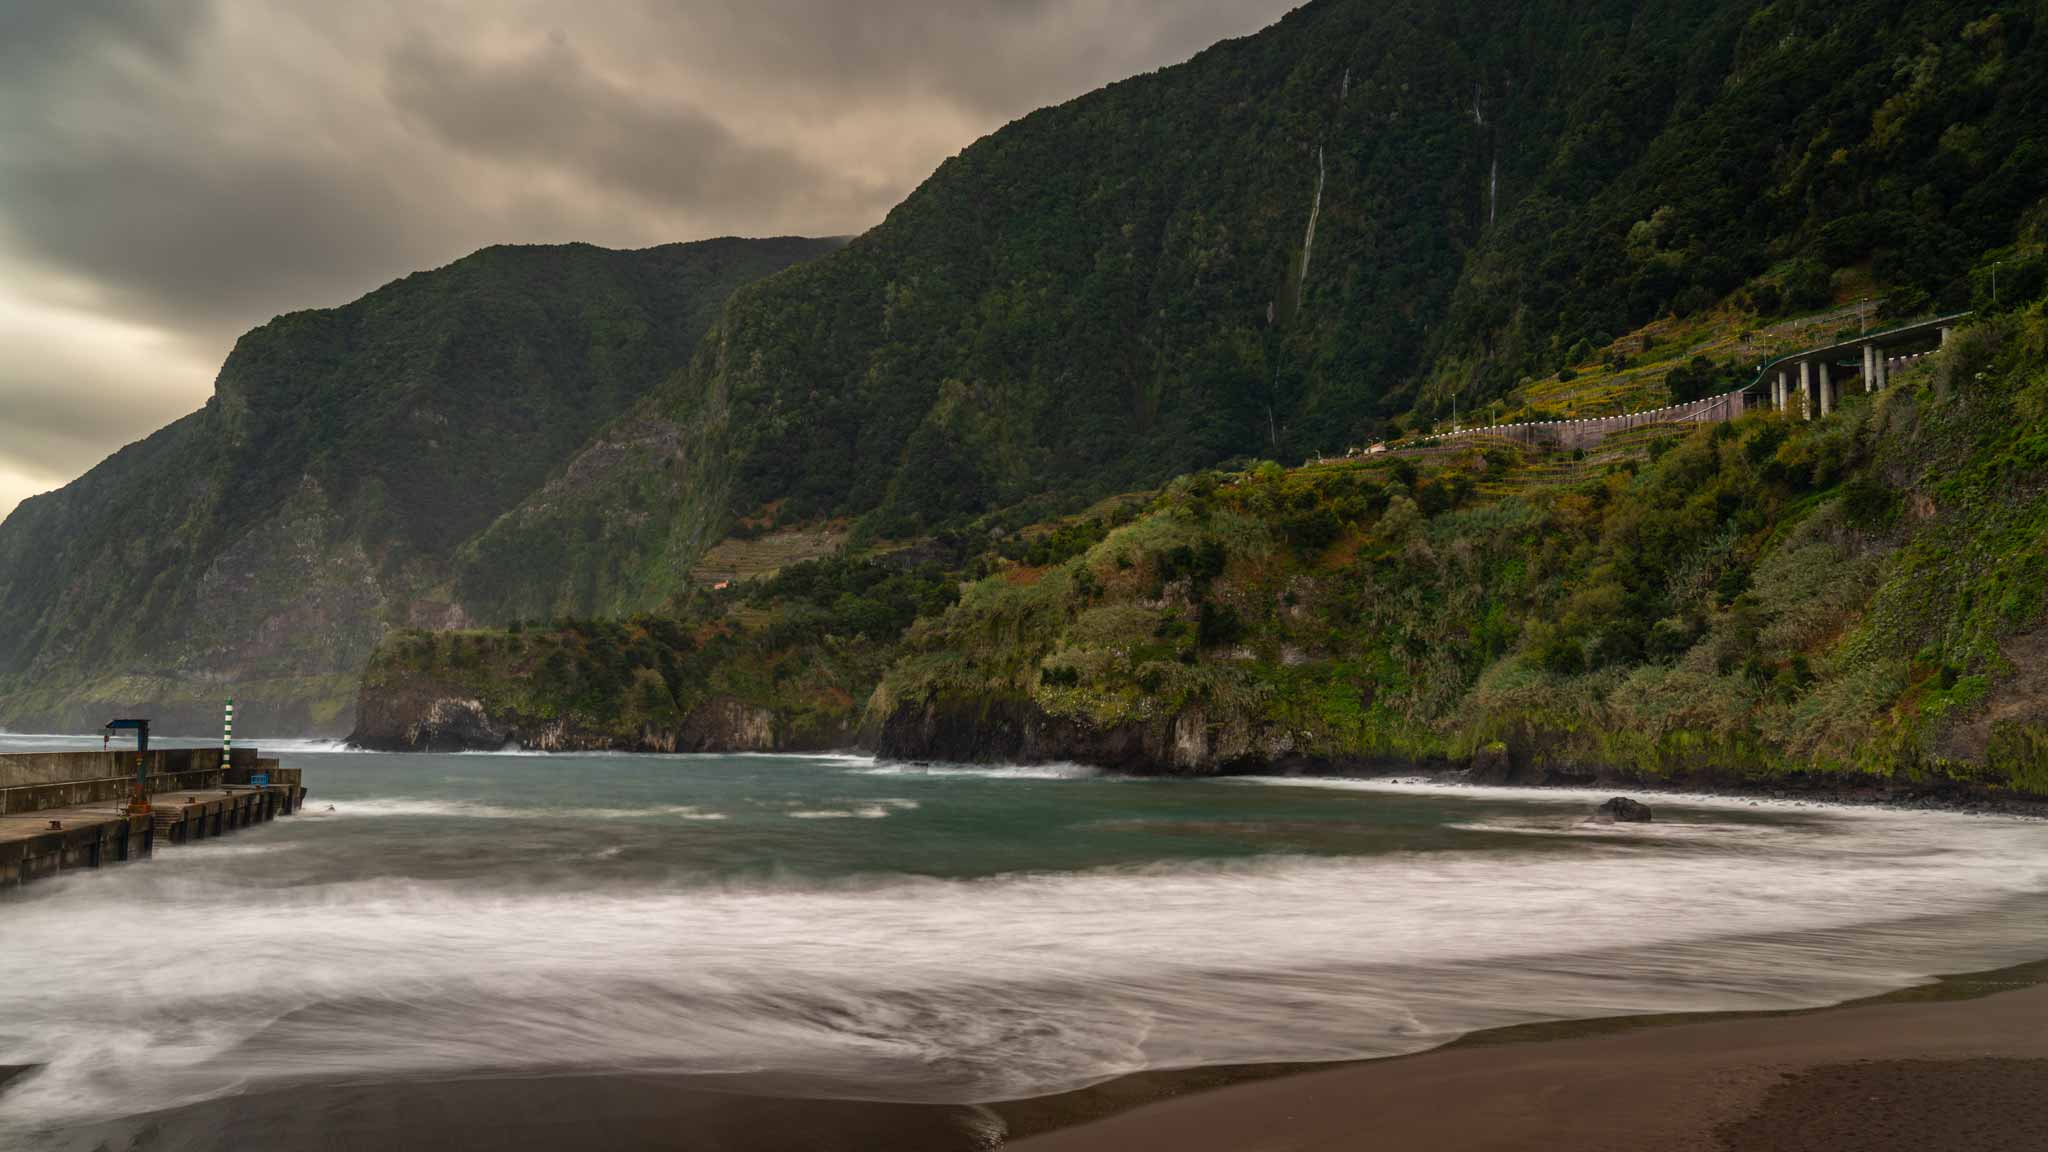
[0,748,304,889]
[0,806,155,887]
[149,781,301,845]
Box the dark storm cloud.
[0,0,1301,519]
[0,144,428,336]
[0,0,207,73]
[647,0,1296,116]
[385,37,884,222]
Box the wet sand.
[20,1073,1000,1152]
[1010,966,2048,1152]
[18,965,2048,1151]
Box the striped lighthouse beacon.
[222,697,234,767]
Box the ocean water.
[2,744,2046,1143]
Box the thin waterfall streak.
[1299,146,1326,301]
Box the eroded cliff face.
[869,689,1440,777]
[867,689,2043,809]
[348,680,845,754]
[0,238,842,737]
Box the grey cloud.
[0,381,183,478]
[0,0,1299,519]
[0,0,210,74]
[0,145,436,341]
[385,37,891,223]
[631,0,1296,117]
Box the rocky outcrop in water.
[1591,797,1654,824]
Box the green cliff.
[17,0,2048,754]
[0,237,841,735]
[357,297,2048,797]
[874,304,2048,795]
[454,0,2045,619]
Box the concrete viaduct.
[1402,312,1971,457]
[1758,312,1969,419]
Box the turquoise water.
[3,744,2047,1139]
[249,750,1621,884]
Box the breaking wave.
[2,796,2044,1137]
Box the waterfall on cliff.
[1299,146,1326,300]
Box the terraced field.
[689,525,850,586]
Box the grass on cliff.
[880,298,2048,789]
[363,286,2048,790]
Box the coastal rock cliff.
[871,691,1379,776]
[345,610,885,753]
[348,680,832,754]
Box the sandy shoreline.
[15,962,2045,1151]
[1008,961,2048,1152]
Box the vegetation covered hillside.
[874,306,2048,795]
[457,0,2046,629]
[0,237,840,735]
[357,279,2048,797]
[19,0,2048,741]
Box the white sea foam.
[1230,774,1975,818]
[787,799,919,819]
[255,738,366,755]
[319,798,726,821]
[2,800,2044,1135]
[0,733,370,757]
[726,751,879,765]
[853,761,1101,780]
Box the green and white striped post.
[222,697,234,767]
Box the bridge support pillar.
[1819,362,1833,417]
[1877,351,1888,391]
[1862,345,1875,392]
[1775,370,1788,412]
[1798,360,1813,420]
[1941,326,1952,347]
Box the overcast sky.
[0,0,1299,520]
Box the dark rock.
[1466,741,1511,784]
[1590,796,1653,824]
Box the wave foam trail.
[853,761,1100,780]
[1,807,2045,1135]
[787,798,919,819]
[319,799,727,821]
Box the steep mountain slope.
[463,0,2045,620]
[871,304,2048,795]
[17,0,2048,738]
[0,237,840,735]
[351,0,2047,784]
[356,292,2048,797]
